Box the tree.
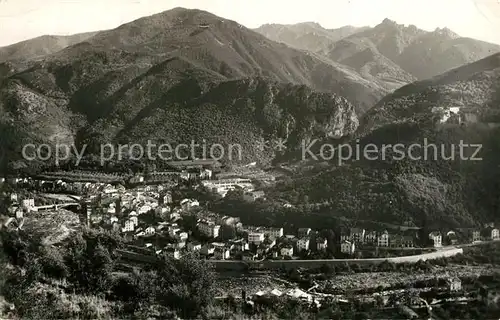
[387,293,399,307]
[63,231,114,293]
[303,195,309,204]
[112,270,158,313]
[39,246,68,279]
[374,295,385,308]
[320,263,334,275]
[155,253,216,318]
[1,229,42,267]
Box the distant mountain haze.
[254,22,369,53]
[256,18,500,85]
[2,0,500,46]
[0,32,99,63]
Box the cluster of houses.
[4,171,500,263]
[5,192,35,217]
[338,228,418,255]
[134,172,263,200]
[201,178,258,198]
[109,197,331,261]
[2,170,269,262]
[337,225,500,255]
[131,168,213,184]
[191,216,334,261]
[84,185,181,232]
[4,176,128,196]
[78,183,265,261]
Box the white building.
[162,192,173,204]
[168,227,181,237]
[214,247,231,260]
[130,175,144,184]
[350,228,366,244]
[202,178,253,189]
[281,246,294,257]
[429,232,442,247]
[378,230,390,247]
[341,240,355,255]
[180,199,199,210]
[198,221,221,238]
[244,191,265,202]
[10,193,18,202]
[200,169,213,180]
[129,210,138,216]
[123,219,135,232]
[156,206,170,216]
[447,277,462,292]
[248,232,265,245]
[365,231,378,244]
[202,178,254,197]
[175,241,186,249]
[229,239,249,252]
[297,238,310,252]
[434,106,461,123]
[492,228,500,240]
[471,230,482,243]
[176,231,189,242]
[144,226,156,236]
[138,205,152,215]
[187,242,202,252]
[103,184,117,194]
[21,199,35,211]
[316,238,328,251]
[129,216,138,226]
[263,227,284,239]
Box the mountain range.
[0,32,99,64]
[255,22,368,53]
[1,7,499,227]
[0,8,386,113]
[0,8,365,170]
[255,19,500,91]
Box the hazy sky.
[1,0,500,46]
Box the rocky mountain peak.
[433,27,459,39]
[380,18,399,27]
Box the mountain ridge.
[0,32,100,63]
[256,18,500,94]
[0,8,365,172]
[272,51,500,229]
[254,22,368,53]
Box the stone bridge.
[33,202,80,211]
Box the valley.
[1,4,500,319]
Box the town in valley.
[2,158,500,319]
